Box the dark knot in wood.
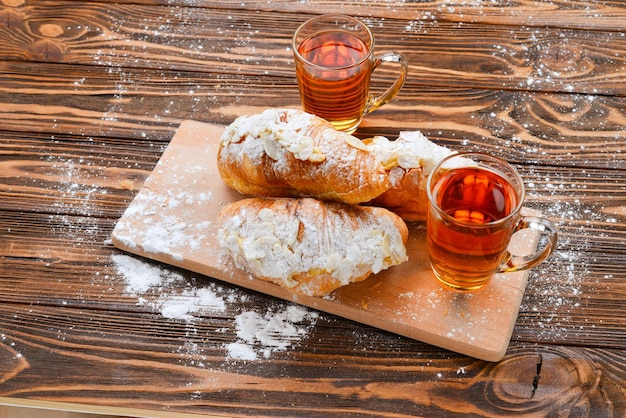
[31,39,64,62]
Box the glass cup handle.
[365,52,408,114]
[499,216,559,273]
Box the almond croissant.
[217,108,389,205]
[217,197,409,297]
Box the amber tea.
[434,167,517,224]
[296,31,370,132]
[293,15,407,133]
[428,166,518,290]
[298,31,369,69]
[426,153,558,291]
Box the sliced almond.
[343,134,370,152]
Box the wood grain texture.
[1,62,625,169]
[1,131,624,414]
[53,0,626,31]
[1,2,626,96]
[0,0,624,416]
[0,303,624,416]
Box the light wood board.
[111,120,540,362]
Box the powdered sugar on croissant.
[217,108,389,205]
[217,197,408,297]
[366,131,456,221]
[367,131,454,174]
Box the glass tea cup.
[292,14,408,133]
[426,152,558,291]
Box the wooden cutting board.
[112,120,539,362]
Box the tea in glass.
[296,30,370,132]
[293,14,408,133]
[426,153,558,291]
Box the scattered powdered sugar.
[46,154,109,217]
[113,253,178,294]
[225,342,257,361]
[112,253,225,320]
[227,305,319,361]
[43,154,109,249]
[517,215,588,340]
[111,253,318,360]
[113,188,213,261]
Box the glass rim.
[292,14,374,70]
[426,152,526,227]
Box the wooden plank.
[0,302,624,416]
[1,3,625,95]
[47,0,626,31]
[0,211,623,350]
[0,403,120,418]
[1,62,625,169]
[0,132,160,216]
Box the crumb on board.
[120,179,134,190]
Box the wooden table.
[1,1,624,416]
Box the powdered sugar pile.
[227,305,319,361]
[112,253,226,321]
[111,253,318,359]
